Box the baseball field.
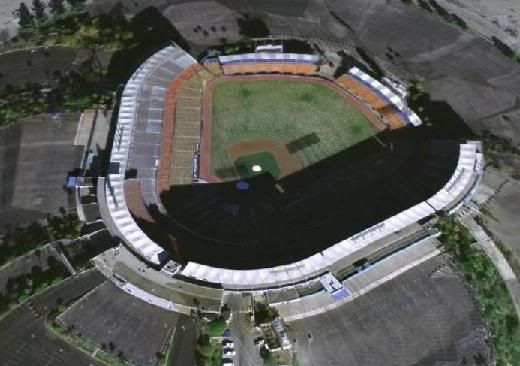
[207,77,380,180]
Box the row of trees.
[15,0,137,50]
[1,5,187,125]
[18,0,86,28]
[0,222,50,267]
[0,209,83,266]
[0,257,68,316]
[436,215,520,365]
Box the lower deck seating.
[336,75,405,129]
[157,65,214,193]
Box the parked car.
[223,348,236,356]
[222,339,234,348]
[222,358,234,366]
[223,329,231,337]
[253,336,265,346]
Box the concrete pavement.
[93,245,223,314]
[274,235,441,321]
[228,311,263,366]
[168,316,197,366]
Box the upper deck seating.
[106,46,197,265]
[218,53,319,75]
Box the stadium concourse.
[100,44,483,307]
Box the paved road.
[94,244,223,313]
[0,304,101,366]
[169,315,197,366]
[228,311,262,366]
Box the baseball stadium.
[103,45,482,290]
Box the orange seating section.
[336,75,405,129]
[203,62,224,76]
[222,62,317,75]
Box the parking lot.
[30,269,105,314]
[0,270,105,366]
[287,256,490,366]
[0,113,83,233]
[227,311,263,366]
[0,305,101,366]
[0,46,81,90]
[58,281,181,366]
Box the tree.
[18,3,34,28]
[32,0,46,22]
[220,303,231,320]
[48,0,65,15]
[30,265,43,288]
[0,29,10,46]
[66,0,85,9]
[196,334,213,359]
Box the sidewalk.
[93,245,223,314]
[275,235,441,321]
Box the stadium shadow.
[127,124,468,270]
[106,7,190,85]
[236,15,270,38]
[407,87,475,140]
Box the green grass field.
[210,79,378,176]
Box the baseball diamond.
[199,74,384,182]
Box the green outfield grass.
[210,79,378,176]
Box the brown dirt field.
[225,138,303,179]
